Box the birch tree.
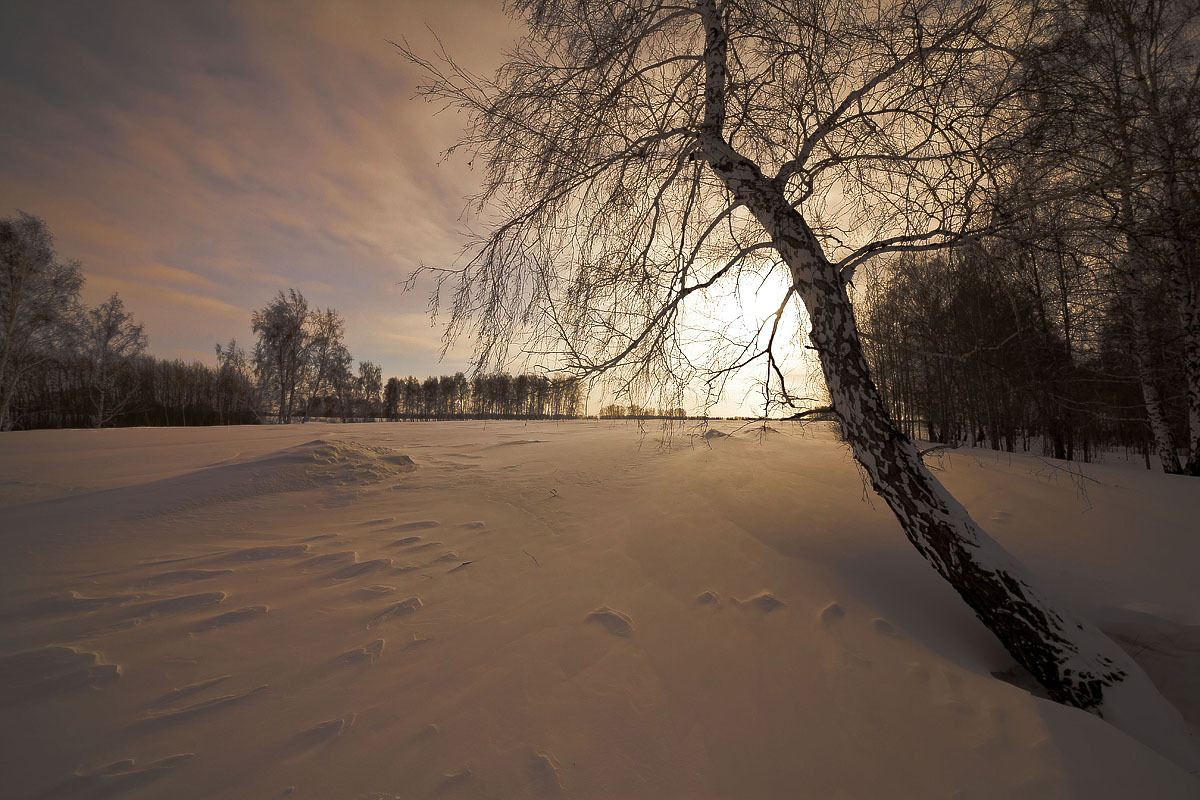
[358,360,383,418]
[328,345,356,422]
[402,0,1195,765]
[1103,0,1200,476]
[383,376,402,420]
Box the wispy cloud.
[0,0,518,380]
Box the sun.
[708,267,805,347]
[672,264,820,412]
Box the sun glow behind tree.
[675,257,819,415]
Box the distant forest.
[0,214,583,430]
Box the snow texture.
[0,421,1197,798]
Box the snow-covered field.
[0,421,1197,799]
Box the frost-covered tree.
[252,289,310,423]
[0,212,83,430]
[402,0,1195,764]
[301,307,347,422]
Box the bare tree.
[1103,0,1200,475]
[328,345,356,422]
[402,0,1195,764]
[383,376,402,420]
[401,375,422,419]
[215,338,260,424]
[83,293,147,428]
[0,212,83,430]
[358,360,383,419]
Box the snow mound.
[209,439,416,496]
[127,439,418,516]
[264,439,416,476]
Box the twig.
[522,548,540,567]
[788,405,835,419]
[1034,456,1104,485]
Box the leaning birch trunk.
[694,0,1195,769]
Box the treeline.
[0,213,582,430]
[859,1,1200,475]
[11,349,261,430]
[380,373,583,420]
[598,404,686,419]
[860,245,1157,464]
[246,289,583,422]
[0,212,170,429]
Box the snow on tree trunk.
[695,0,1195,768]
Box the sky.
[0,0,519,379]
[1,1,817,416]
